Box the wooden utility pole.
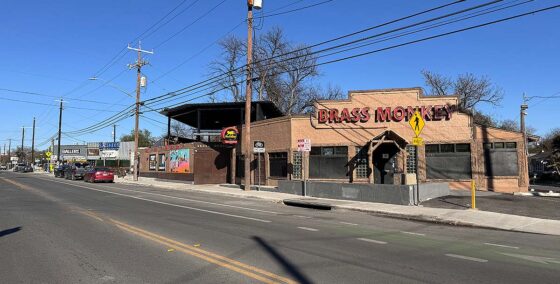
[113,124,117,143]
[57,99,64,164]
[127,42,153,181]
[31,117,36,165]
[20,126,25,163]
[243,0,254,190]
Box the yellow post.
[471,180,476,210]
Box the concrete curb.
[39,174,560,236]
[515,191,560,198]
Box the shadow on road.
[0,226,22,238]
[252,236,313,284]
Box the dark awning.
[160,101,283,130]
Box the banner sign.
[99,142,120,150]
[317,105,455,124]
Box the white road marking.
[297,227,318,232]
[445,254,488,263]
[484,243,519,249]
[339,221,358,226]
[401,231,426,236]
[357,238,387,245]
[501,253,560,264]
[36,175,279,215]
[295,215,312,219]
[44,179,272,223]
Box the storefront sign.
[297,139,311,152]
[99,142,120,150]
[100,150,118,158]
[253,141,265,153]
[87,148,100,156]
[221,127,238,145]
[62,149,80,154]
[317,105,455,124]
[412,137,423,146]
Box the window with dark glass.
[269,152,288,177]
[425,144,439,153]
[309,146,348,179]
[425,143,471,180]
[149,154,156,171]
[158,154,166,171]
[236,155,244,177]
[483,142,518,176]
[406,145,416,174]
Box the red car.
[84,167,114,183]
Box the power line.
[138,0,201,41]
[153,0,229,49]
[146,4,560,112]
[0,97,126,112]
[0,88,129,106]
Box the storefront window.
[455,143,471,152]
[440,144,454,153]
[269,152,288,177]
[309,146,348,179]
[426,143,472,180]
[484,142,518,176]
[505,142,517,149]
[158,153,166,171]
[425,144,439,153]
[149,154,156,171]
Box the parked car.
[84,167,114,183]
[22,165,33,173]
[13,163,26,172]
[65,162,88,180]
[0,164,7,170]
[54,165,69,178]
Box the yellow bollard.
[471,180,476,210]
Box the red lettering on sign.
[392,106,405,122]
[350,108,361,122]
[340,108,351,122]
[421,105,432,121]
[406,106,416,121]
[376,107,391,122]
[318,109,328,123]
[432,105,443,121]
[443,104,453,120]
[328,109,339,123]
[360,107,370,122]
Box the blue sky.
[0,0,559,151]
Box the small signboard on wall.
[297,138,311,152]
[253,141,265,153]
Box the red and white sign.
[297,139,311,152]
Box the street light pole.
[20,126,25,163]
[57,99,64,164]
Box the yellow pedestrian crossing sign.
[409,110,425,137]
[45,151,52,158]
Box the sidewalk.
[110,176,560,236]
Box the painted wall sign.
[170,149,191,173]
[99,142,120,150]
[221,127,239,145]
[317,105,455,124]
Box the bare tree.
[298,84,344,114]
[498,119,519,132]
[422,70,503,110]
[278,44,319,114]
[170,121,192,138]
[253,27,288,101]
[209,36,246,102]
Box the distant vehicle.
[0,165,7,170]
[13,163,26,172]
[65,162,88,180]
[22,165,33,173]
[84,167,114,183]
[54,165,68,178]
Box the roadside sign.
[412,137,423,146]
[409,110,425,137]
[253,141,265,153]
[45,151,52,158]
[297,138,311,152]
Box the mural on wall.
[170,149,190,173]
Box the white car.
[0,165,7,170]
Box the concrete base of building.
[267,180,450,205]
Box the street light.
[89,77,134,98]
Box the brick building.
[141,87,529,193]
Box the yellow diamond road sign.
[409,110,425,137]
[45,151,52,158]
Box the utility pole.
[8,139,11,165]
[244,0,255,190]
[31,117,36,165]
[127,42,153,181]
[521,93,528,155]
[113,124,117,143]
[57,99,64,164]
[20,126,25,164]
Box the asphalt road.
[1,171,560,284]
